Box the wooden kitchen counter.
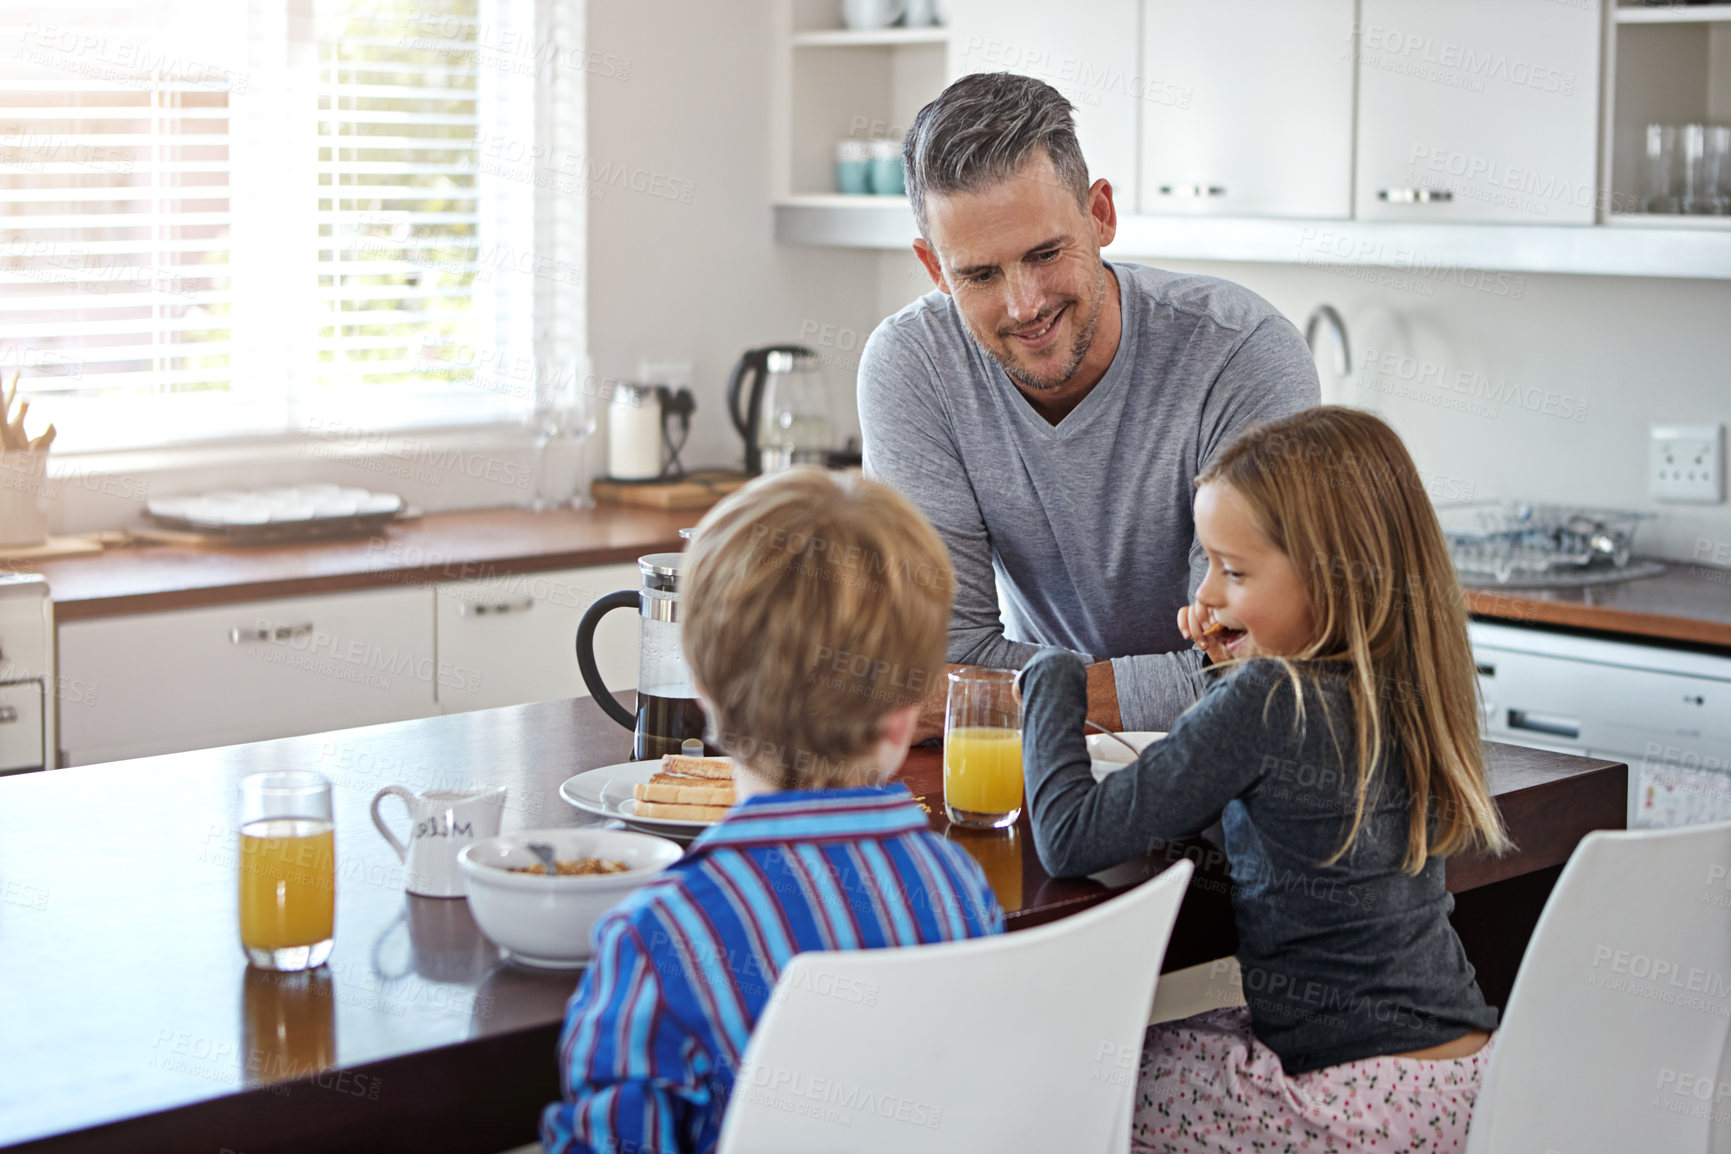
[0,694,1625,1153]
[22,506,694,621]
[1466,562,1731,651]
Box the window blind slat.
[0,317,232,339]
[0,186,231,203]
[0,291,231,310]
[3,211,233,228]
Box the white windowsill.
[45,422,573,536]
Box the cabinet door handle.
[0,706,16,724]
[459,598,536,617]
[1507,709,1580,740]
[1158,184,1226,197]
[230,622,315,644]
[1378,188,1454,204]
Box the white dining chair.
[714,859,1194,1154]
[1465,820,1731,1153]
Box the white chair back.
[1466,820,1731,1153]
[715,859,1194,1154]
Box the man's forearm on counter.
[1085,660,1123,732]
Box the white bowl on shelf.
[458,828,685,969]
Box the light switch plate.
[1651,424,1724,504]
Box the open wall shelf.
[773,197,1731,280]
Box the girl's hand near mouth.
[1176,602,1235,666]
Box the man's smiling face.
[914,150,1118,403]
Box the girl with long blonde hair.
[1019,406,1509,1152]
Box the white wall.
[868,248,1731,568]
[584,0,883,473]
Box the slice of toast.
[633,799,731,822]
[633,776,735,808]
[658,754,733,781]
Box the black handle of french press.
[576,590,640,730]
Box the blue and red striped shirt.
[539,784,1004,1154]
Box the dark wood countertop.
[1465,562,1731,652]
[22,506,694,621]
[0,693,1625,1153]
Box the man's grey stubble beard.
[981,262,1106,394]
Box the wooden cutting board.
[0,535,104,563]
[591,475,749,511]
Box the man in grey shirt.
[859,73,1318,732]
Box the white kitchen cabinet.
[1139,0,1355,219]
[1355,0,1602,224]
[0,682,43,773]
[947,0,1141,205]
[434,563,642,714]
[58,586,437,765]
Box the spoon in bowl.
[1084,720,1143,759]
[526,841,559,876]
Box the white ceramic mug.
[370,785,508,898]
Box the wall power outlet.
[1650,423,1724,504]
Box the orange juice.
[944,727,1024,816]
[239,819,335,952]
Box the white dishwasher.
[1470,620,1731,828]
[0,573,52,773]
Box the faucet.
[1304,304,1351,377]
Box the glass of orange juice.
[943,668,1023,828]
[238,771,335,971]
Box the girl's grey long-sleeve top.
[1019,647,1500,1074]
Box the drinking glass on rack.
[1643,124,1680,214]
[238,771,335,972]
[1681,124,1717,215]
[943,669,1023,829]
[1706,126,1731,216]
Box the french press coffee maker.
[576,550,714,761]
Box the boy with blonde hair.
[542,469,1004,1154]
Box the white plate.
[559,760,724,838]
[1086,730,1166,782]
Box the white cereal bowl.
[458,828,685,969]
[1085,731,1166,777]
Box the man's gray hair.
[902,72,1090,238]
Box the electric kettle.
[576,552,714,761]
[726,345,832,475]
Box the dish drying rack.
[1436,502,1656,585]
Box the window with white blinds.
[0,0,582,452]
